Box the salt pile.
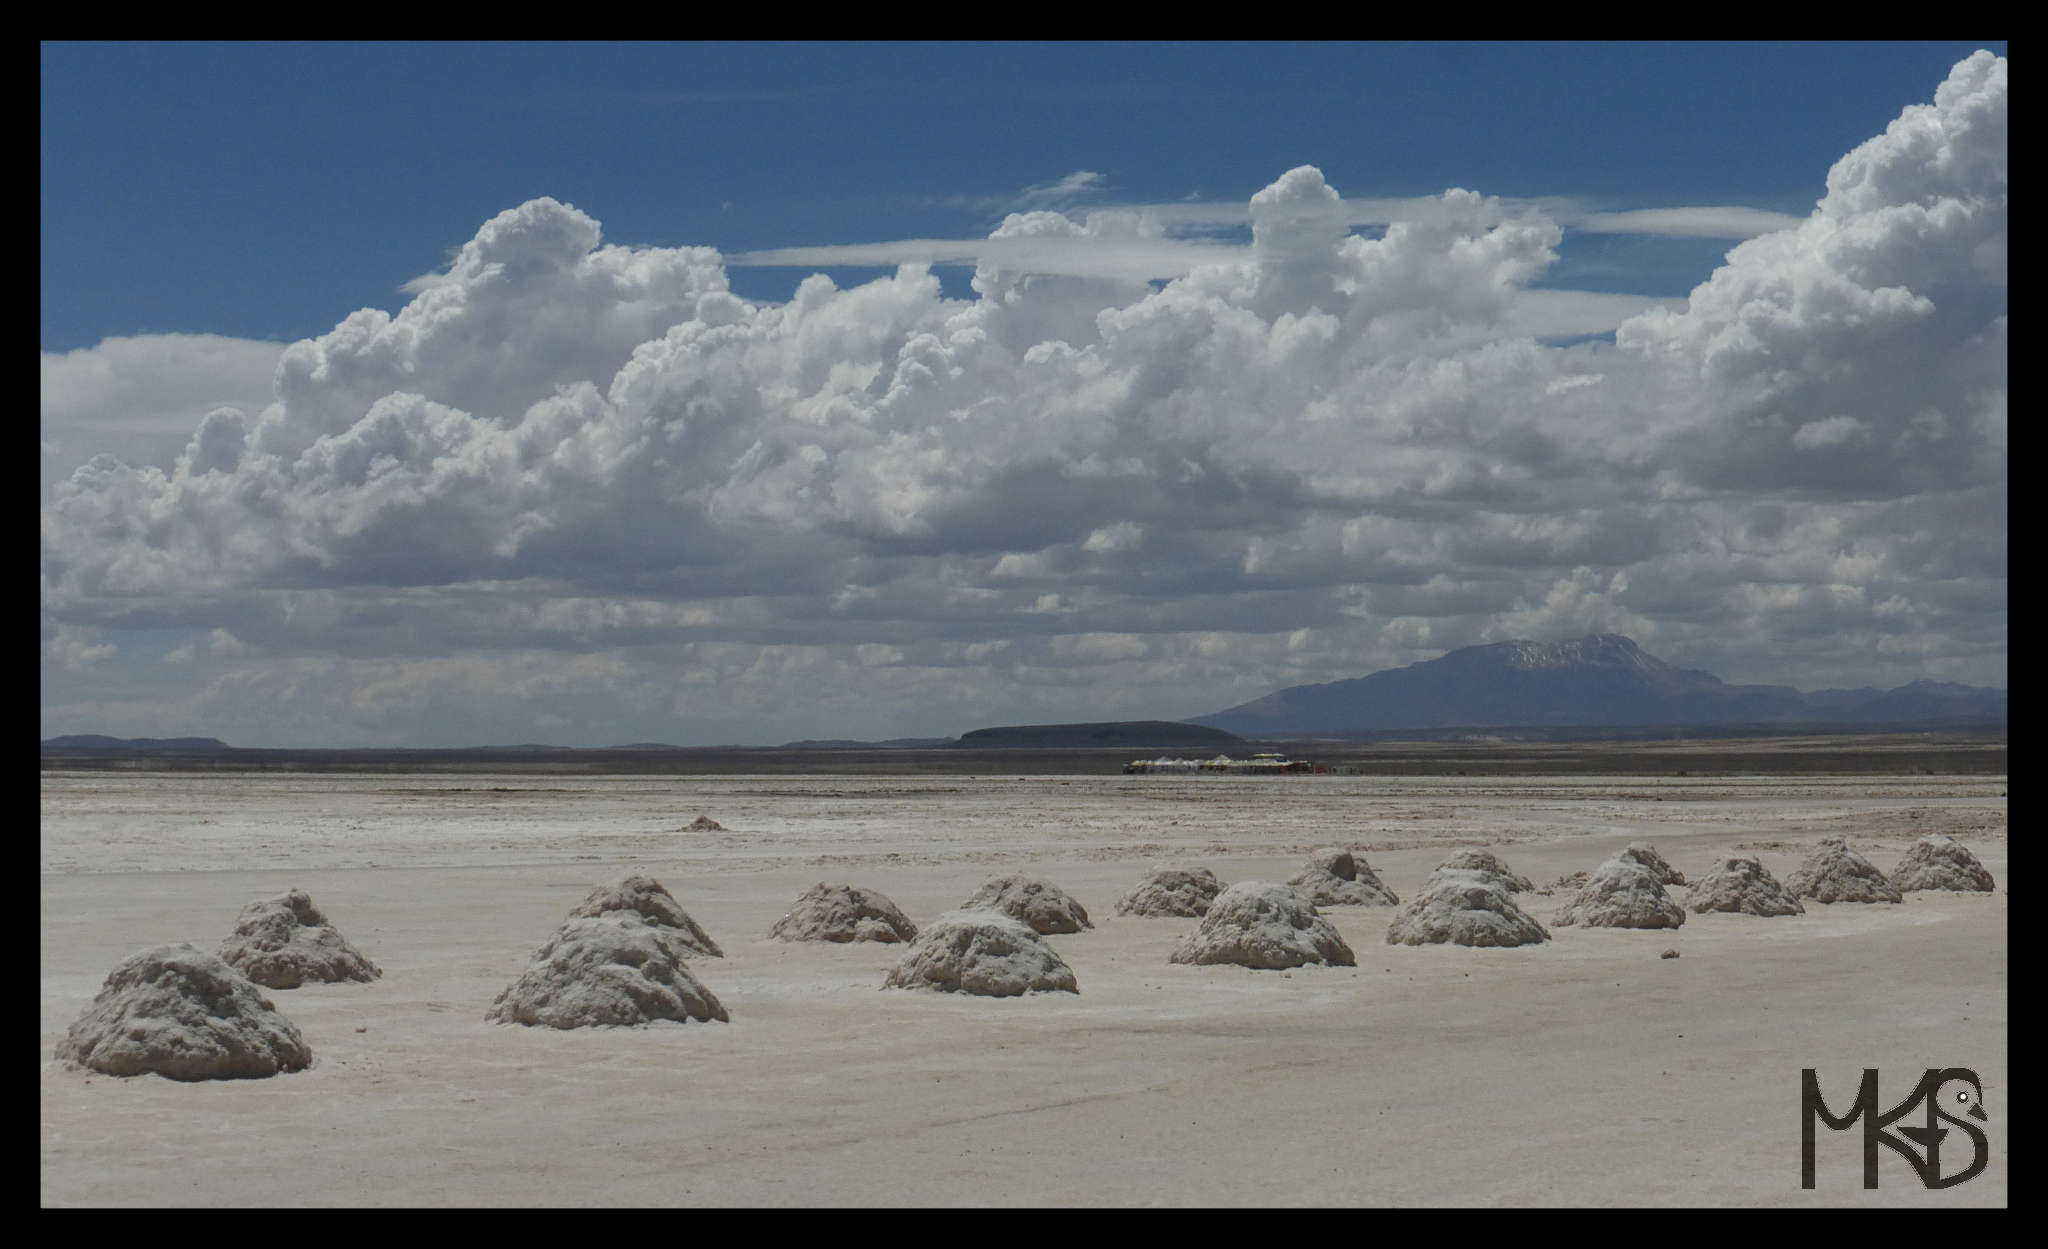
[566,875,723,957]
[882,909,1078,995]
[1786,837,1903,904]
[217,888,381,989]
[687,815,724,831]
[769,883,920,943]
[1617,842,1687,887]
[1115,865,1227,918]
[960,873,1092,935]
[1435,848,1534,892]
[1168,882,1355,970]
[1553,855,1687,929]
[486,916,729,1028]
[1286,848,1399,907]
[1386,869,1550,947]
[57,944,312,1080]
[1685,853,1806,916]
[1888,835,1997,893]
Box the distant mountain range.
[40,637,2006,753]
[1190,634,2006,737]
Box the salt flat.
[40,768,2007,1207]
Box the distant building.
[1123,752,1320,775]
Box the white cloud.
[39,55,2008,743]
[1571,207,1807,238]
[40,333,285,491]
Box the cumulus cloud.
[40,54,2007,744]
[1617,50,2007,499]
[40,333,285,492]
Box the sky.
[41,41,2008,747]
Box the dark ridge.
[40,735,232,752]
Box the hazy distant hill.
[40,734,232,752]
[957,721,1250,750]
[1190,635,2006,737]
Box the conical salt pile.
[1542,870,1589,896]
[1286,847,1399,907]
[486,916,729,1028]
[217,888,381,989]
[1685,853,1805,916]
[1617,842,1687,887]
[57,944,312,1080]
[566,875,722,957]
[1168,882,1355,970]
[882,909,1078,995]
[1553,855,1686,929]
[1888,835,1996,893]
[1115,865,1226,918]
[1386,869,1550,947]
[1435,848,1534,892]
[959,872,1092,935]
[1786,837,1903,904]
[769,883,919,943]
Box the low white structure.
[1124,753,1317,774]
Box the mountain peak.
[1189,635,2002,736]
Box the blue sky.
[42,41,1998,346]
[41,43,2007,746]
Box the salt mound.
[1685,853,1806,916]
[1168,882,1356,969]
[1786,837,1903,904]
[769,883,919,943]
[566,875,723,956]
[1542,870,1589,896]
[882,909,1078,995]
[1617,842,1687,887]
[1433,848,1534,892]
[1115,865,1227,917]
[1386,869,1550,947]
[1553,856,1686,929]
[1888,835,1996,893]
[959,873,1092,935]
[1286,848,1400,907]
[57,944,312,1080]
[217,888,381,989]
[687,815,724,831]
[486,916,729,1028]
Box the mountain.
[1189,635,2005,737]
[956,721,1250,750]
